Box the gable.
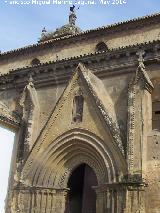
[21,63,126,185]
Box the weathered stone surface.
[0,12,160,213]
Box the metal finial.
[70,5,75,12]
[42,27,47,33]
[41,27,47,38]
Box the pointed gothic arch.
[22,128,126,187]
[65,163,98,213]
[19,129,127,213]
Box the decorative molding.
[78,63,124,155]
[0,13,159,59]
[18,76,40,161]
[127,80,136,173]
[0,39,159,91]
[135,49,154,92]
[0,101,20,129]
[127,51,153,176]
[56,155,104,188]
[21,128,124,188]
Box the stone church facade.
[0,10,160,213]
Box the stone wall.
[0,22,159,75]
[0,15,159,212]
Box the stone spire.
[135,49,154,91]
[136,49,146,68]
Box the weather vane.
[70,0,80,12]
[69,3,80,26]
[70,5,75,12]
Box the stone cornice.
[0,100,20,129]
[0,13,159,60]
[93,181,148,193]
[0,40,159,91]
[14,183,69,193]
[0,115,20,130]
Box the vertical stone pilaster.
[94,186,119,213]
[111,190,115,213]
[19,76,40,158]
[55,189,68,213]
[104,189,110,213]
[124,185,146,213]
[94,183,128,213]
[41,191,47,213]
[96,190,105,213]
[10,187,69,213]
[127,54,153,179]
[45,192,52,213]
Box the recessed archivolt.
[21,129,127,188]
[33,143,105,187]
[55,154,104,188]
[38,143,103,180]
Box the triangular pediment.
[22,63,125,183]
[134,63,154,92]
[31,63,124,153]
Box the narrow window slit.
[72,95,84,123]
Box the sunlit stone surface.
[0,10,160,213]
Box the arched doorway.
[65,163,98,213]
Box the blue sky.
[0,0,160,52]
